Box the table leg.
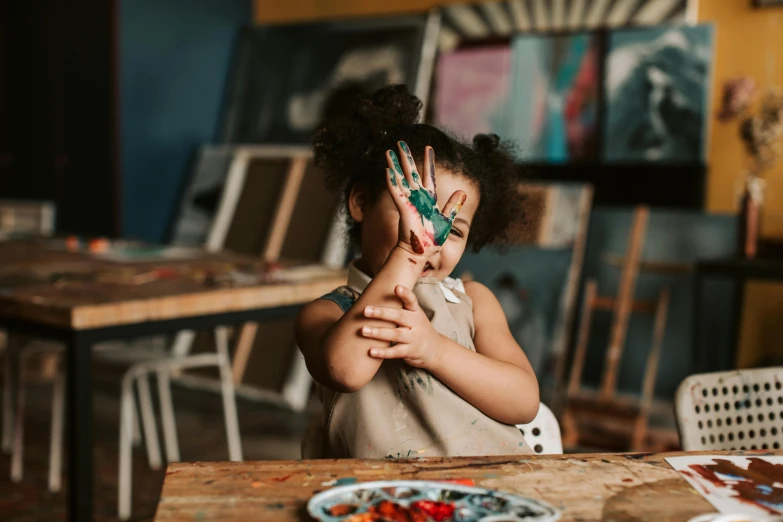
[725,276,746,370]
[66,331,93,522]
[691,270,703,373]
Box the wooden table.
[0,238,346,522]
[154,450,782,521]
[692,257,783,373]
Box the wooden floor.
[0,358,315,522]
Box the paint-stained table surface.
[0,238,346,329]
[154,450,782,521]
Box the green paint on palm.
[407,185,454,246]
[390,143,464,247]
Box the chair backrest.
[675,367,783,451]
[0,200,56,236]
[517,403,563,455]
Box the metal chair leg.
[48,368,65,493]
[157,369,180,462]
[135,373,162,470]
[10,350,25,482]
[215,327,242,461]
[118,374,135,521]
[2,342,15,453]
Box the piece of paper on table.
[666,455,783,517]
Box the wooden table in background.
[154,450,781,521]
[0,238,346,522]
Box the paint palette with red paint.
[307,480,560,522]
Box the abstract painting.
[666,456,783,516]
[507,32,600,162]
[220,13,438,144]
[602,24,715,162]
[434,46,511,140]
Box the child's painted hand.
[386,142,466,260]
[360,285,443,369]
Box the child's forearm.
[322,246,424,392]
[428,335,540,425]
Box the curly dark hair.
[313,84,525,252]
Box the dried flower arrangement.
[717,77,783,257]
[719,78,783,183]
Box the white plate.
[307,480,561,522]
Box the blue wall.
[120,0,251,241]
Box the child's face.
[351,167,480,281]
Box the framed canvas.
[437,0,698,52]
[169,146,235,247]
[169,145,347,410]
[601,24,715,163]
[455,183,593,397]
[434,45,512,140]
[220,11,440,144]
[507,32,601,163]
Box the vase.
[737,176,764,259]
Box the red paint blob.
[409,231,424,254]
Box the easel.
[562,206,672,451]
[231,156,308,386]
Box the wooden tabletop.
[0,239,346,329]
[153,451,781,521]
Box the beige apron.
[306,263,532,459]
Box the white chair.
[675,367,783,451]
[517,403,563,454]
[8,328,242,520]
[1,200,57,453]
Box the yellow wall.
[699,0,783,367]
[254,0,783,366]
[254,0,439,23]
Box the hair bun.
[473,133,501,154]
[355,84,422,133]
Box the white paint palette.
[307,480,561,522]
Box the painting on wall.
[507,32,600,162]
[602,24,715,163]
[220,12,439,144]
[434,45,511,140]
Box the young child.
[296,85,539,459]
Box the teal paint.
[390,144,463,246]
[335,477,358,485]
[390,150,404,176]
[400,141,415,166]
[389,168,397,186]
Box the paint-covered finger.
[386,168,407,204]
[422,146,437,196]
[361,325,409,344]
[395,285,419,311]
[369,344,410,360]
[442,190,467,223]
[386,151,410,194]
[363,305,410,327]
[398,141,421,189]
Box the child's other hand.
[360,285,442,369]
[386,142,466,260]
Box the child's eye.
[450,228,464,238]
